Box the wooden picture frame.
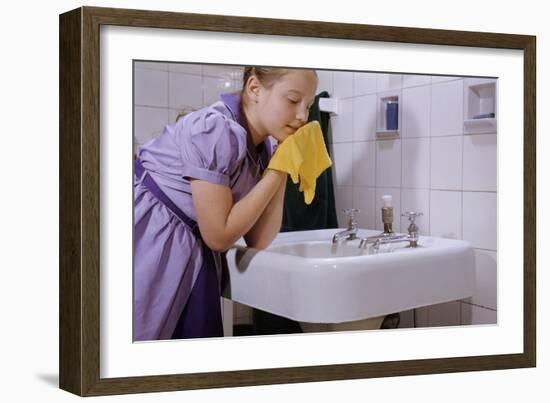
[59,6,536,396]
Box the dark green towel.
[281,91,338,232]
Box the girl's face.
[253,70,318,143]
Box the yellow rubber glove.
[265,121,332,204]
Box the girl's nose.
[296,107,308,123]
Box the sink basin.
[223,228,475,323]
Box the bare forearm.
[192,169,287,252]
[244,176,287,249]
[223,170,286,247]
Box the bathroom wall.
[134,62,498,331]
[133,61,243,154]
[317,70,497,328]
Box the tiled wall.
[133,62,243,154]
[318,70,497,328]
[134,62,497,330]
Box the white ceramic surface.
[223,228,475,323]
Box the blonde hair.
[240,67,288,109]
[239,67,317,110]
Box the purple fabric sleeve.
[179,108,247,186]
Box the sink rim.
[233,234,473,267]
[229,241,474,284]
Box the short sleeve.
[179,108,247,186]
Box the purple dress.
[134,93,273,341]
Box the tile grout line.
[459,300,497,312]
[461,79,465,243]
[426,80,433,325]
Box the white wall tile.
[352,141,376,187]
[331,142,354,186]
[333,71,354,98]
[402,138,430,189]
[134,68,169,107]
[402,85,431,138]
[428,301,461,327]
[203,76,236,106]
[327,123,334,144]
[134,106,169,144]
[432,76,462,84]
[463,133,497,191]
[316,70,333,94]
[202,65,242,80]
[377,73,402,92]
[414,307,430,328]
[461,303,497,325]
[222,298,233,336]
[431,79,464,136]
[460,302,471,325]
[353,95,377,141]
[353,187,376,230]
[468,250,497,310]
[334,186,353,227]
[168,72,203,110]
[375,188,401,232]
[133,136,139,155]
[353,72,377,96]
[463,192,497,250]
[168,109,182,125]
[134,61,169,71]
[400,189,430,236]
[402,74,431,88]
[376,139,401,188]
[330,98,353,143]
[430,190,462,239]
[430,136,462,190]
[234,79,243,93]
[233,301,252,325]
[397,310,415,328]
[168,63,202,75]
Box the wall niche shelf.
[376,90,401,139]
[376,130,400,139]
[463,78,497,134]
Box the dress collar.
[220,92,267,162]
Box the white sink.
[223,228,475,323]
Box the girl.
[134,67,319,341]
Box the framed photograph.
[59,6,536,396]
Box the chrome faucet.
[359,211,423,249]
[402,211,422,247]
[332,209,360,243]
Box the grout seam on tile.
[459,300,497,312]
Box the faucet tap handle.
[401,211,423,237]
[401,211,423,220]
[342,208,360,229]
